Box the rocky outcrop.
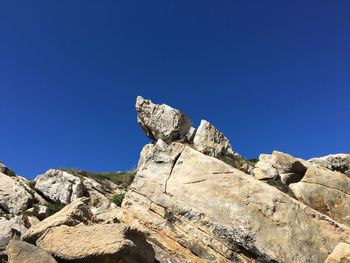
[122,141,350,263]
[136,96,192,143]
[0,217,28,261]
[309,154,350,177]
[36,223,155,263]
[325,242,350,263]
[193,119,235,159]
[6,240,57,263]
[253,151,309,184]
[34,169,84,205]
[23,198,92,244]
[289,166,350,226]
[0,172,33,216]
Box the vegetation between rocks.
[58,168,135,189]
[112,193,125,206]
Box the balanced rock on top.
[135,96,192,143]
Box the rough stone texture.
[22,198,93,244]
[136,96,192,143]
[82,177,124,216]
[193,119,235,159]
[309,154,350,177]
[137,143,154,169]
[325,242,350,263]
[6,240,57,263]
[0,217,27,260]
[34,169,84,205]
[253,151,309,184]
[37,223,155,263]
[289,167,350,227]
[122,142,350,263]
[27,217,40,228]
[0,172,33,216]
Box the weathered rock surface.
[309,154,350,177]
[136,96,192,143]
[0,217,27,261]
[23,198,92,244]
[122,142,350,263]
[37,223,155,263]
[253,151,309,184]
[0,172,33,216]
[289,167,350,226]
[325,242,350,263]
[193,119,235,159]
[34,169,84,205]
[6,240,57,263]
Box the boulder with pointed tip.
[193,119,235,159]
[136,96,192,143]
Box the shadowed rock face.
[309,154,350,177]
[122,141,350,263]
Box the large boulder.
[0,217,28,260]
[309,154,350,177]
[136,96,192,143]
[192,119,235,159]
[23,198,93,244]
[34,169,84,205]
[36,223,155,263]
[0,172,33,216]
[253,151,309,184]
[289,166,350,226]
[122,142,350,263]
[6,240,57,263]
[325,242,350,263]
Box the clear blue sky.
[1,1,349,179]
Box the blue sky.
[1,1,349,179]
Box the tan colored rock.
[37,223,155,263]
[0,172,33,216]
[289,166,350,226]
[27,217,40,228]
[253,151,308,184]
[6,240,57,263]
[325,242,350,263]
[122,142,350,263]
[0,217,27,260]
[193,119,235,159]
[137,143,154,169]
[34,169,84,205]
[136,96,192,143]
[23,198,92,243]
[309,154,350,176]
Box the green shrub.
[47,203,64,216]
[248,158,259,164]
[28,180,36,189]
[112,193,125,206]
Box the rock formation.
[136,96,193,143]
[0,96,349,263]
